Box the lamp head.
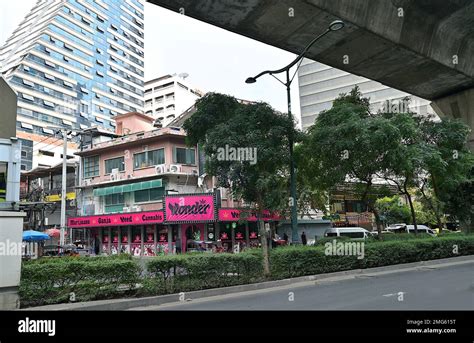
[329,20,344,31]
[245,77,257,84]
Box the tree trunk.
[420,182,444,230]
[372,206,383,240]
[258,218,271,277]
[430,174,446,230]
[405,189,418,235]
[366,201,382,240]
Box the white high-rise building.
[298,59,436,130]
[144,74,203,127]
[0,0,145,170]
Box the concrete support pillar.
[0,211,26,309]
[431,88,474,151]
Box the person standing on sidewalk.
[301,232,307,245]
[175,236,182,254]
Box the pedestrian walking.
[175,236,182,254]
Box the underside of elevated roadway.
[148,0,474,148]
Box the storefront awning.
[93,179,162,197]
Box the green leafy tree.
[375,196,411,226]
[297,87,395,236]
[375,110,429,234]
[183,93,297,276]
[417,117,474,232]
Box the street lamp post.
[47,127,72,248]
[246,20,344,244]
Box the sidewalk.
[23,255,474,311]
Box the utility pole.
[60,129,68,247]
[246,20,345,244]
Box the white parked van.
[324,227,372,240]
[406,225,437,236]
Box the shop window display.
[111,228,119,255]
[131,227,142,256]
[249,222,260,248]
[156,226,170,255]
[102,228,110,254]
[220,223,233,253]
[143,226,156,256]
[120,227,129,254]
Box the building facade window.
[133,149,164,169]
[174,147,195,165]
[104,193,124,213]
[134,188,164,203]
[84,155,100,178]
[105,156,125,174]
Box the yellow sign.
[45,192,76,202]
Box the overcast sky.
[0,0,302,124]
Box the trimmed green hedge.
[375,233,433,241]
[270,235,474,278]
[20,256,140,307]
[19,235,474,307]
[142,252,263,295]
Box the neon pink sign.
[218,209,283,222]
[165,194,215,223]
[67,211,164,228]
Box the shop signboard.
[218,209,283,222]
[164,193,217,223]
[67,211,164,228]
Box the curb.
[24,255,474,311]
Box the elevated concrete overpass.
[148,0,474,148]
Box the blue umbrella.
[23,230,49,242]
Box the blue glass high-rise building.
[0,0,145,170]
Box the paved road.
[130,263,474,310]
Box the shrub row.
[374,233,434,241]
[270,235,474,278]
[142,252,263,295]
[20,257,140,307]
[19,235,474,307]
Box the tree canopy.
[298,87,474,233]
[183,93,299,275]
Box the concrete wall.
[116,114,154,135]
[0,138,21,204]
[432,88,474,151]
[0,211,26,309]
[83,136,198,185]
[0,77,17,140]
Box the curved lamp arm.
[246,20,344,84]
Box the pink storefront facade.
[72,112,284,256]
[68,192,283,256]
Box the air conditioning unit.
[155,164,166,174]
[132,205,141,212]
[110,169,121,181]
[169,164,182,173]
[123,206,131,212]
